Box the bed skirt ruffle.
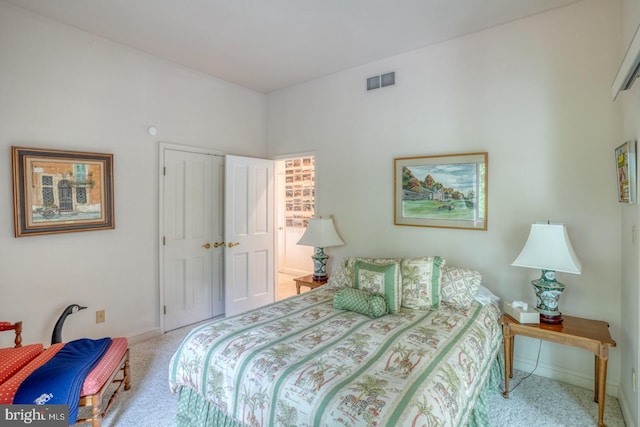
[467,353,504,427]
[177,387,244,427]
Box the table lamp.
[511,222,582,324]
[297,216,345,282]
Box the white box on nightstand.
[503,301,540,324]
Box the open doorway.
[276,155,315,300]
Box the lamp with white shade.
[511,222,582,324]
[297,217,345,283]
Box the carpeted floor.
[94,323,627,427]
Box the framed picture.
[394,152,488,230]
[12,147,115,237]
[615,141,636,203]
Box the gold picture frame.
[12,146,115,237]
[394,152,488,230]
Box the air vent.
[366,72,395,91]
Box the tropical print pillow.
[401,256,445,310]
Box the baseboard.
[618,387,637,427]
[125,327,162,345]
[513,355,620,398]
[280,269,310,277]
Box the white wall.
[618,0,640,424]
[0,3,266,346]
[268,0,623,397]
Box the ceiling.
[5,0,581,93]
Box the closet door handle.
[202,243,211,249]
[227,242,240,248]
[213,241,225,248]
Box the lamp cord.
[500,339,543,395]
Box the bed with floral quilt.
[168,256,503,427]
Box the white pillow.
[475,284,500,306]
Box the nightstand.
[499,313,616,427]
[294,274,326,294]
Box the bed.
[169,257,503,427]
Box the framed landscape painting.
[394,152,488,230]
[12,146,115,237]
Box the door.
[162,147,225,331]
[225,155,275,317]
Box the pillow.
[401,256,445,310]
[333,288,388,318]
[440,265,482,309]
[475,284,500,306]
[0,344,44,385]
[353,260,402,314]
[326,258,353,289]
[327,257,402,290]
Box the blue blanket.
[14,337,112,423]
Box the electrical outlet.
[96,310,105,324]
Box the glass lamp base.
[311,247,329,283]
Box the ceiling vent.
[367,72,395,91]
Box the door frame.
[158,142,226,333]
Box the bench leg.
[124,351,131,390]
[91,397,102,427]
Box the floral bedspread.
[169,287,501,427]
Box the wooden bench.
[0,321,131,427]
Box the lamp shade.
[297,217,344,248]
[511,223,582,274]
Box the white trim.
[270,150,317,161]
[125,327,162,346]
[513,354,619,398]
[612,24,640,101]
[618,387,636,427]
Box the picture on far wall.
[283,156,315,228]
[12,146,115,237]
[394,152,488,230]
[615,141,636,204]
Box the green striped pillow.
[353,260,402,314]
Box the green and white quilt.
[169,287,501,427]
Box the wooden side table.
[294,274,326,294]
[499,314,616,427]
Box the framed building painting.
[12,146,115,237]
[615,141,636,203]
[394,152,488,230]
